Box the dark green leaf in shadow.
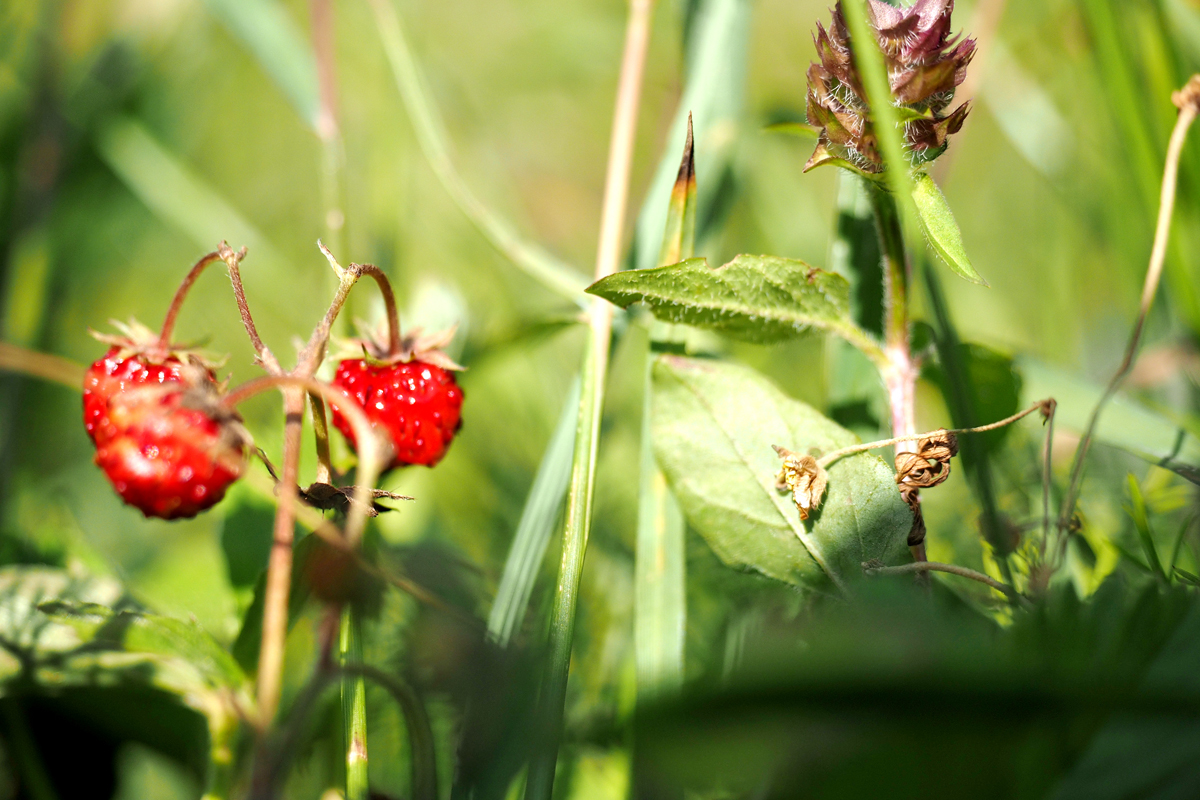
[651,356,910,592]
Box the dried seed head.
[773,445,829,520]
[806,0,975,174]
[894,428,958,489]
[1173,75,1200,112]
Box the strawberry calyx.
[89,318,226,372]
[338,323,464,372]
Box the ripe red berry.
[83,347,207,447]
[331,358,463,469]
[83,332,245,520]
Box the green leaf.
[1125,474,1166,583]
[911,171,987,285]
[762,121,820,140]
[587,254,885,365]
[651,356,911,591]
[1017,356,1200,485]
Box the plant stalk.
[524,0,654,796]
[868,184,923,559]
[1058,87,1200,539]
[341,606,369,800]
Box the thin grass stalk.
[1058,86,1200,541]
[365,0,587,305]
[524,1,655,796]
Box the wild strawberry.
[330,327,464,469]
[84,320,247,519]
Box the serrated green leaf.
[588,254,885,364]
[911,171,987,285]
[651,356,911,591]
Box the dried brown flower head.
[773,445,829,521]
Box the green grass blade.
[656,115,697,268]
[525,325,609,800]
[203,0,320,130]
[1125,474,1166,583]
[1168,514,1195,576]
[635,365,686,699]
[366,0,587,305]
[341,607,369,800]
[631,0,748,271]
[487,379,581,647]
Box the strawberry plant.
[3,0,1200,798]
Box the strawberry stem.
[158,250,223,347]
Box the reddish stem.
[157,250,222,347]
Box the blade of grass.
[1126,474,1167,583]
[487,378,581,647]
[630,0,747,271]
[635,119,695,700]
[1168,514,1195,576]
[365,0,588,306]
[341,607,369,800]
[524,1,655,796]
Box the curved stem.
[224,374,385,727]
[219,242,280,374]
[158,251,222,346]
[365,0,588,306]
[304,251,402,372]
[225,375,385,547]
[1058,100,1199,533]
[815,400,1053,468]
[336,664,438,800]
[862,560,1023,601]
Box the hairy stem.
[219,243,281,374]
[1058,90,1200,535]
[524,1,655,797]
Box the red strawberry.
[84,321,246,519]
[330,328,463,469]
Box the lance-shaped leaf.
[658,114,698,267]
[912,171,987,285]
[588,254,885,365]
[652,356,911,591]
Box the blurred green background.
[3,0,1200,797]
